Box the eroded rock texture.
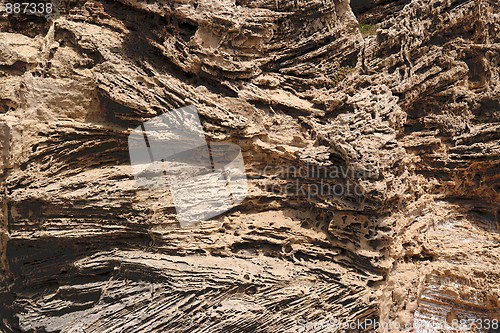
[0,0,499,332]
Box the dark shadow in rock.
[350,0,411,24]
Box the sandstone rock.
[0,0,498,332]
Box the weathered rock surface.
[0,0,498,332]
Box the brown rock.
[0,0,498,331]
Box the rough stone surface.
[0,0,499,332]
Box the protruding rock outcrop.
[0,0,498,331]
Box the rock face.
[0,0,499,332]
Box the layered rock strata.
[0,0,499,332]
